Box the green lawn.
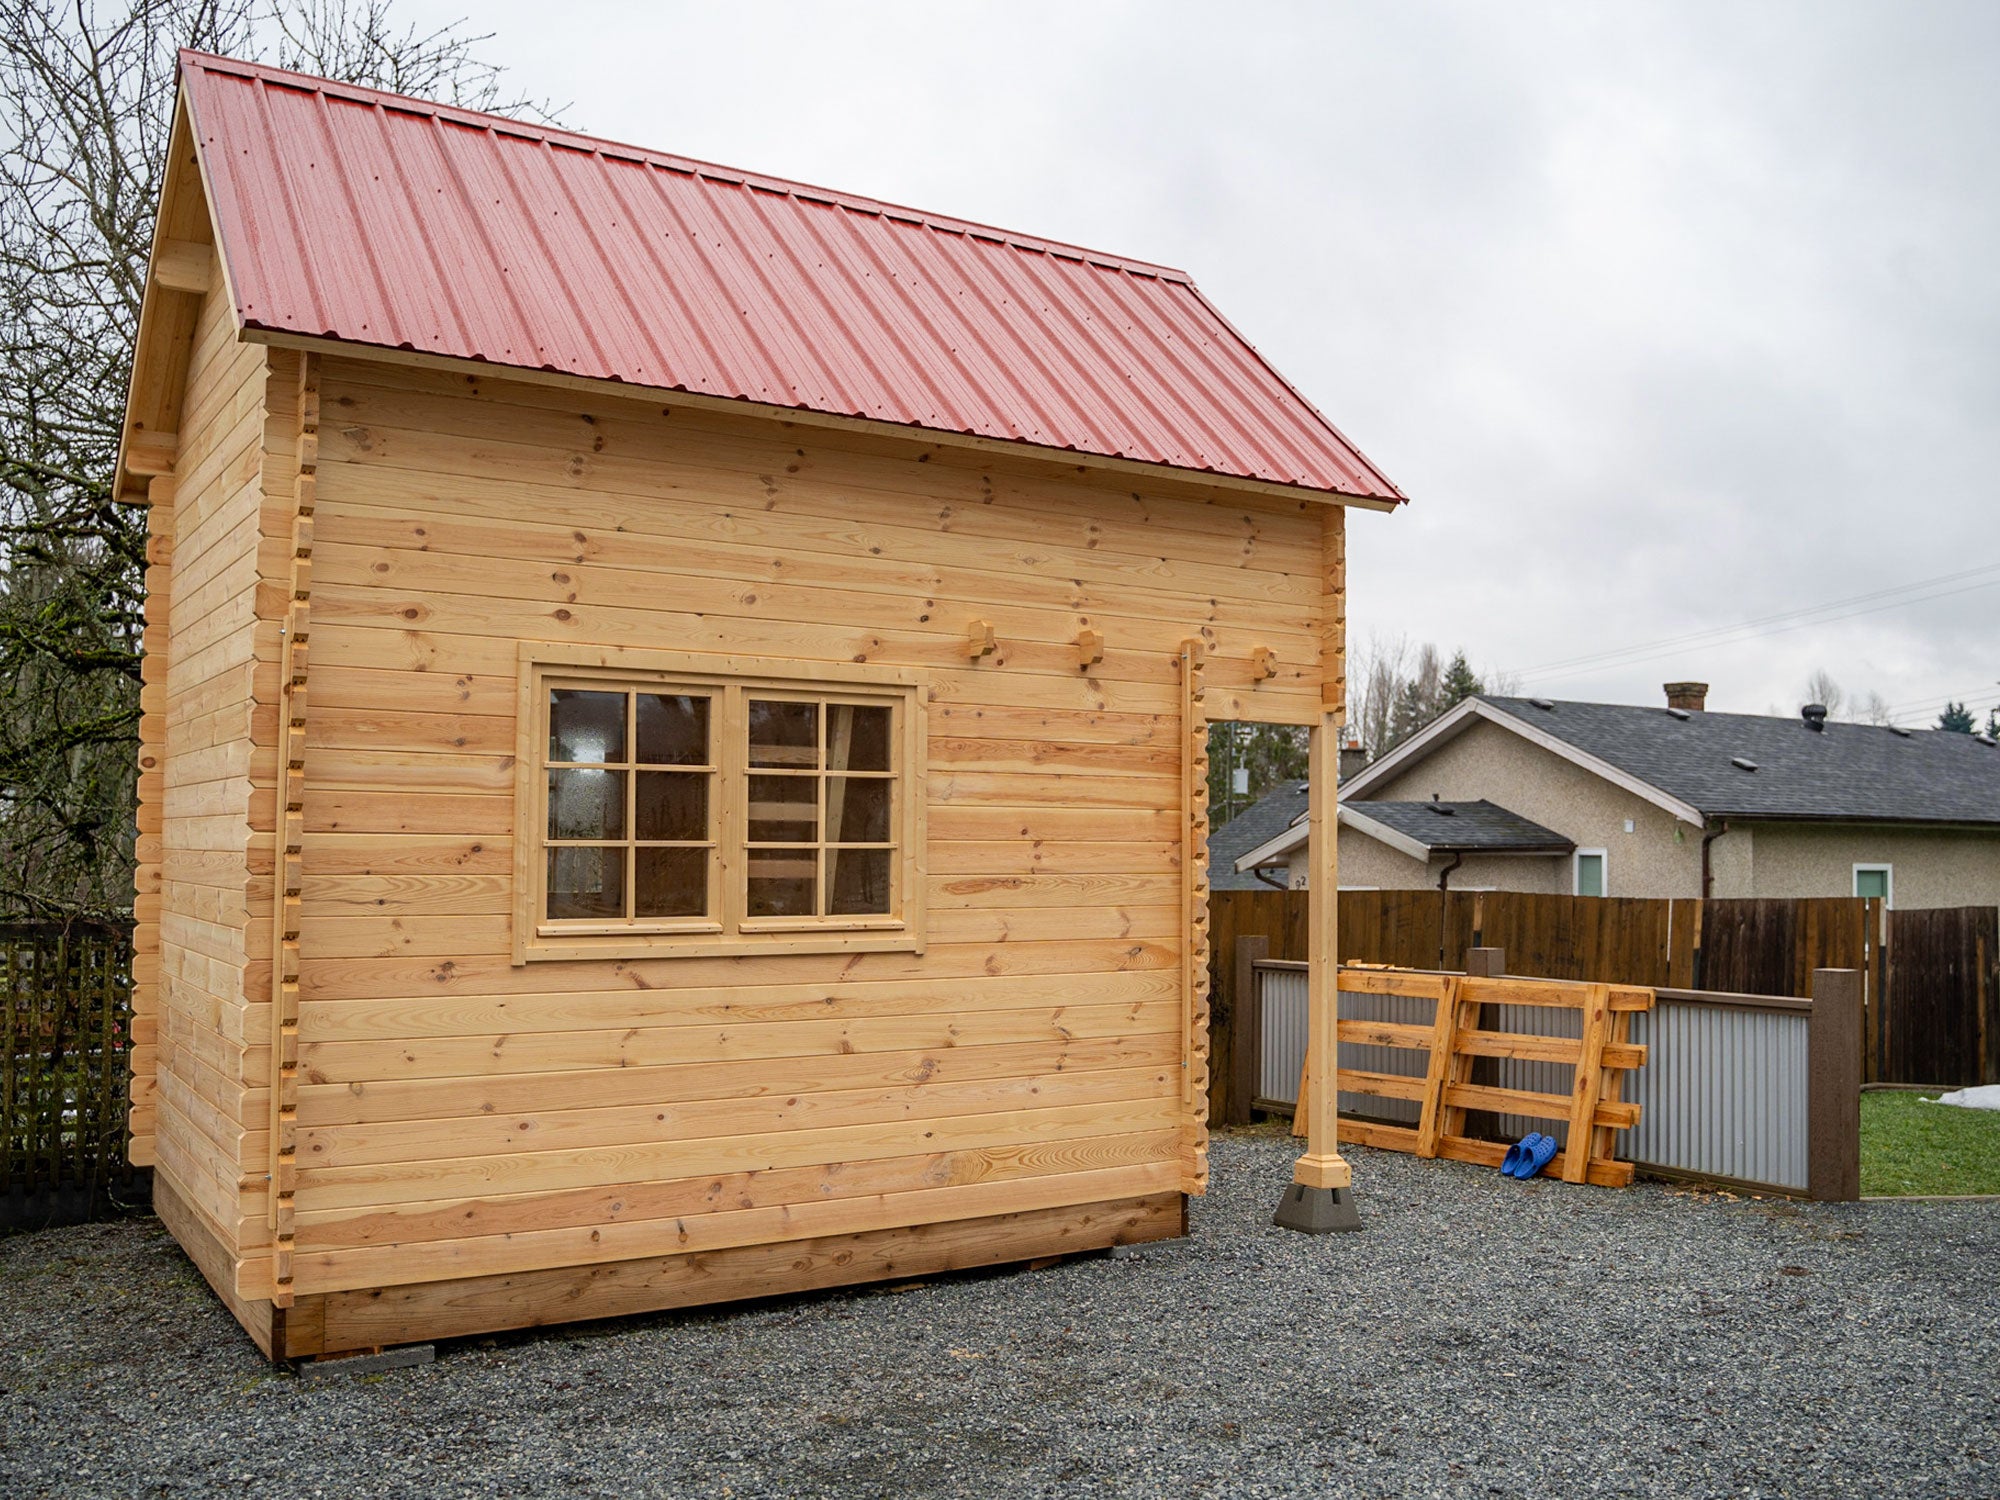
[1860,1089,2000,1197]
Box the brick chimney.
[1664,681,1709,712]
[1338,737,1369,782]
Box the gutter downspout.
[1252,865,1290,891]
[1435,851,1465,892]
[1700,818,1730,898]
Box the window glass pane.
[748,774,817,842]
[549,768,625,840]
[827,704,891,772]
[826,777,891,844]
[749,699,818,767]
[1855,868,1889,900]
[550,689,625,764]
[747,849,817,916]
[635,848,708,917]
[548,845,623,919]
[636,772,708,842]
[827,847,892,915]
[637,693,710,766]
[1577,854,1605,898]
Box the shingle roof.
[1483,696,2000,825]
[1208,780,1308,890]
[1347,800,1574,853]
[175,52,1406,502]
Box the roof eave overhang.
[1337,698,1706,827]
[241,325,1408,512]
[1707,812,2000,831]
[1233,822,1311,872]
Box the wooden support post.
[1228,934,1269,1126]
[1808,968,1862,1203]
[1288,505,1351,1197]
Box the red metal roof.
[180,51,1405,502]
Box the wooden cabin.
[120,51,1405,1359]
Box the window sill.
[516,926,924,964]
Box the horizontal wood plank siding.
[280,357,1322,1296]
[147,277,280,1276]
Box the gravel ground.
[2,1128,1995,1499]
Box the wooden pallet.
[1291,968,1653,1187]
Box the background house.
[1235,682,2000,904]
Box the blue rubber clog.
[1519,1133,1560,1179]
[1502,1133,1543,1177]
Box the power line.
[1521,577,2000,688]
[1506,561,2000,682]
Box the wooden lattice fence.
[0,923,147,1229]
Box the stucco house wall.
[1357,719,1704,898]
[1731,822,2000,907]
[1297,831,1568,892]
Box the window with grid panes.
[517,648,924,961]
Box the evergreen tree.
[1938,701,1976,733]
[1205,722,1308,823]
[1440,650,1483,709]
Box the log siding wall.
[143,270,285,1280]
[255,357,1323,1299]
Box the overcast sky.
[400,0,1999,726]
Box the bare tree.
[1802,667,1845,719]
[1348,632,1410,761]
[0,0,553,920]
[1856,689,1894,726]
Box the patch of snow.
[1924,1085,2000,1111]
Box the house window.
[516,645,925,962]
[1574,849,1607,898]
[1853,864,1892,905]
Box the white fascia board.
[1338,698,1705,827]
[1234,824,1309,873]
[1336,804,1433,862]
[1336,698,1485,801]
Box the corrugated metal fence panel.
[1620,1002,1810,1192]
[1258,966,1307,1105]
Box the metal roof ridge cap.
[176,49,1197,284]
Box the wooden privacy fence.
[1210,888,1993,1120]
[0,923,146,1229]
[1875,904,1998,1086]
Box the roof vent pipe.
[1665,681,1709,712]
[1802,703,1829,732]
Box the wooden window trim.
[514,643,927,964]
